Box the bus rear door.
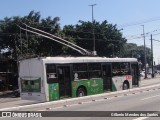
[131,63,140,87]
[102,64,112,91]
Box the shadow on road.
[0,91,20,98]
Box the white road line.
[141,95,160,100]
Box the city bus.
[18,57,140,102]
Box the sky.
[1,0,160,64]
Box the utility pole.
[89,4,97,55]
[112,44,114,57]
[20,28,22,56]
[25,25,29,54]
[141,25,147,79]
[151,34,154,78]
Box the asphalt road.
[0,76,160,120]
[0,76,160,109]
[1,84,160,120]
[53,87,160,111]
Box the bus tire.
[123,82,129,90]
[77,87,86,97]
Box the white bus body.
[18,57,139,101]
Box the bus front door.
[57,66,72,98]
[102,64,112,91]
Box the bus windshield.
[21,78,41,92]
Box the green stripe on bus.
[72,79,103,97]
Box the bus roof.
[20,57,138,64]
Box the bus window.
[120,63,130,75]
[21,79,41,92]
[46,64,57,83]
[88,63,102,78]
[31,81,34,85]
[73,63,87,71]
[73,63,88,80]
[24,81,28,85]
[46,64,56,73]
[112,63,121,76]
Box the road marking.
[37,96,120,111]
[141,94,160,100]
[38,106,64,111]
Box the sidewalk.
[0,90,15,98]
[140,74,160,87]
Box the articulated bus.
[18,57,140,101]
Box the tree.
[63,20,126,57]
[123,43,151,68]
[0,10,151,67]
[0,11,63,59]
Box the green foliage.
[63,20,126,57]
[123,43,151,67]
[0,10,151,68]
[0,11,64,59]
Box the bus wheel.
[77,87,86,97]
[123,83,129,90]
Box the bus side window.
[58,68,63,75]
[73,63,88,80]
[46,64,57,83]
[120,62,130,75]
[112,63,121,76]
[31,81,34,85]
[88,63,102,78]
[24,81,28,85]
